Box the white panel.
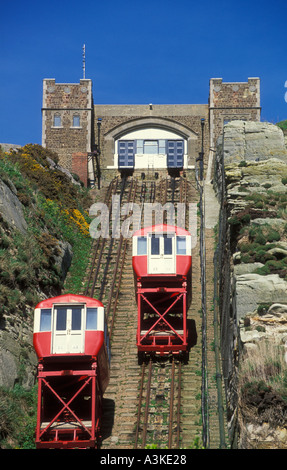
[132,235,138,256]
[120,128,183,140]
[186,235,192,254]
[34,308,41,333]
[134,154,167,169]
[97,307,105,331]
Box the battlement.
[209,78,261,150]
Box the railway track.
[81,173,206,449]
[134,357,182,449]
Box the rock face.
[221,120,287,164]
[0,178,27,233]
[234,274,287,322]
[214,120,287,449]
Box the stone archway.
[103,116,199,169]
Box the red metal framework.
[35,361,102,449]
[136,280,188,358]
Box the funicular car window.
[86,308,98,330]
[56,308,67,331]
[163,234,173,255]
[40,308,52,332]
[137,236,147,255]
[71,307,82,330]
[151,234,160,255]
[176,236,186,255]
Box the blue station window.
[86,308,98,330]
[40,309,52,332]
[158,139,166,153]
[177,236,186,255]
[137,236,147,255]
[137,140,144,153]
[144,141,158,154]
[136,140,166,154]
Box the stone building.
[41,77,261,186]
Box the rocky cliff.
[213,121,287,448]
[0,145,92,447]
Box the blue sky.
[1,0,286,146]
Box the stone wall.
[41,77,261,178]
[42,79,93,170]
[94,104,209,171]
[209,78,261,152]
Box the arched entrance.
[104,117,198,171]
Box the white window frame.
[53,113,62,128]
[72,114,81,128]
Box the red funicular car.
[33,294,110,448]
[132,224,192,362]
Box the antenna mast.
[82,44,86,79]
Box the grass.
[239,340,287,409]
[0,385,38,449]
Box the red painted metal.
[136,281,188,356]
[33,330,106,364]
[35,362,102,449]
[33,294,110,449]
[133,224,191,358]
[35,293,102,309]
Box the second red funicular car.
[132,224,192,361]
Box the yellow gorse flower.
[62,208,90,236]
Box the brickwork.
[71,152,88,187]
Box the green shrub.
[266,229,280,242]
[254,232,266,245]
[0,385,37,449]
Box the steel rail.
[134,176,189,450]
[176,361,182,448]
[134,361,147,449]
[168,358,175,448]
[97,176,129,301]
[142,359,152,449]
[107,179,138,338]
[84,177,118,296]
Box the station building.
[41,77,260,186]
